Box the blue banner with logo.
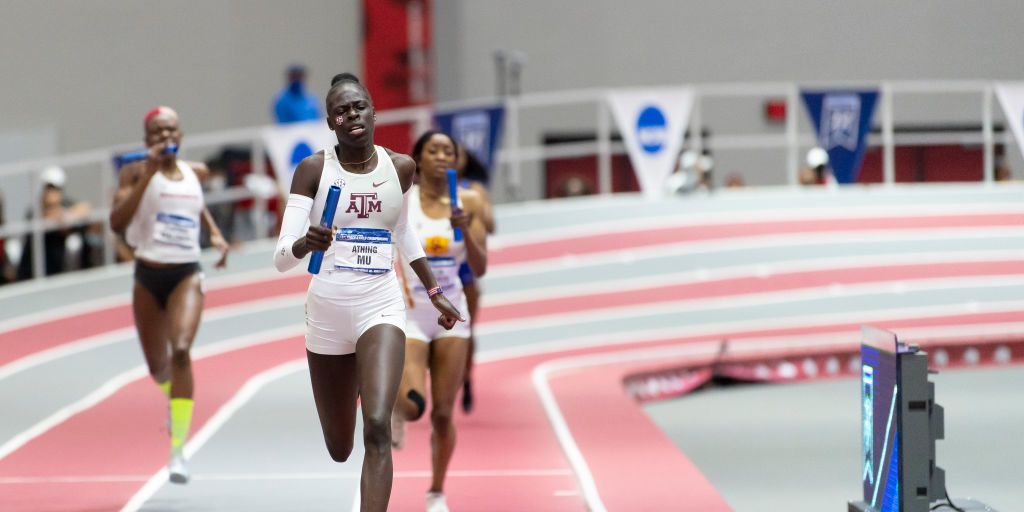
[433,105,505,173]
[801,89,879,184]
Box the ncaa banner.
[262,120,338,192]
[995,83,1024,161]
[434,105,505,172]
[607,88,694,198]
[801,89,879,184]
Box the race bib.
[426,256,459,293]
[334,228,393,274]
[153,212,199,250]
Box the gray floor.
[646,365,1024,512]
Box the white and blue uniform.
[274,146,426,355]
[400,186,471,341]
[126,160,204,264]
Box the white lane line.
[477,300,1024,364]
[121,358,308,512]
[530,341,776,512]
[0,293,306,381]
[491,202,1024,248]
[0,469,573,485]
[0,265,303,336]
[476,277,1024,336]
[0,324,305,461]
[483,249,1024,306]
[487,226,1024,278]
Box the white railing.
[0,80,1013,280]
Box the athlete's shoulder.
[184,160,210,182]
[383,147,416,192]
[459,186,485,211]
[291,150,327,195]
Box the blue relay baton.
[114,143,178,170]
[446,169,462,242]
[308,185,342,274]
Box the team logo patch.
[425,236,449,256]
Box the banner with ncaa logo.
[262,120,338,192]
[801,89,879,184]
[434,104,505,173]
[607,88,694,198]
[995,83,1024,161]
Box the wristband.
[427,286,444,298]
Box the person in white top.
[390,130,488,512]
[272,73,463,512]
[109,106,230,484]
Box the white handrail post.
[30,171,45,280]
[100,157,116,266]
[982,83,995,185]
[882,81,896,186]
[597,96,612,195]
[251,138,268,240]
[505,96,522,200]
[786,84,799,187]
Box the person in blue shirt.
[273,64,321,124]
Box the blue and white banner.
[801,89,879,184]
[434,105,505,172]
[607,88,694,198]
[262,120,338,193]
[996,83,1024,162]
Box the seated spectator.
[17,166,91,279]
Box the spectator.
[801,147,836,187]
[0,190,14,284]
[559,176,593,197]
[17,166,91,279]
[725,172,745,188]
[995,162,1012,182]
[272,64,320,124]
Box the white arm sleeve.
[394,188,426,263]
[273,194,314,272]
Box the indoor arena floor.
[2,186,1023,511]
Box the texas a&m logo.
[346,193,382,219]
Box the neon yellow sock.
[169,398,194,454]
[158,380,171,398]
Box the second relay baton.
[446,169,462,242]
[308,185,342,274]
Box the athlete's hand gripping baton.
[114,144,178,170]
[447,169,462,242]
[308,185,342,274]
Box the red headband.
[144,106,172,127]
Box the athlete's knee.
[430,406,454,432]
[405,389,426,420]
[170,347,191,369]
[362,414,390,452]
[325,437,354,463]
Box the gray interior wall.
[434,0,1024,197]
[0,0,361,155]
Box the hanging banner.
[261,120,337,192]
[434,104,505,172]
[801,89,879,184]
[995,82,1024,162]
[607,88,694,198]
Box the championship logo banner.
[434,105,505,173]
[607,88,694,199]
[995,83,1024,162]
[801,89,879,184]
[262,120,338,192]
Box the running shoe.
[168,453,189,484]
[426,491,449,512]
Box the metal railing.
[0,80,1013,280]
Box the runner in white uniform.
[391,130,489,512]
[109,106,230,485]
[272,73,463,512]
